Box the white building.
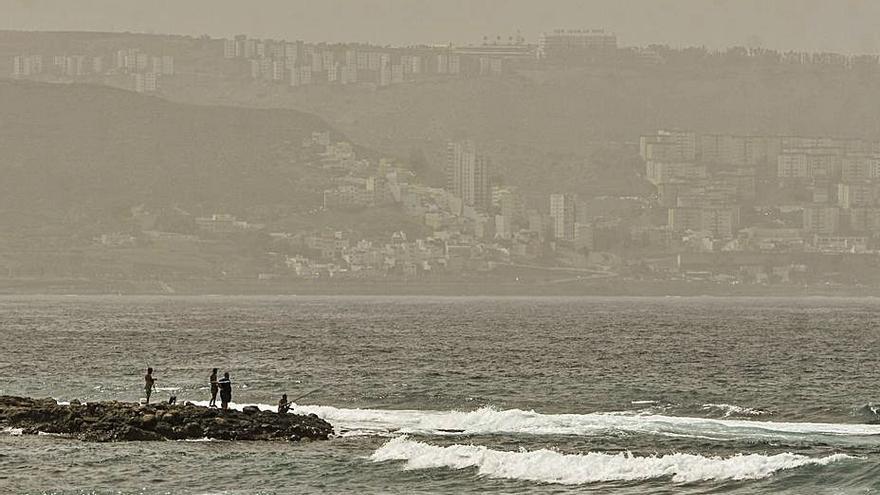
[550,193,577,241]
[133,72,159,93]
[223,39,236,58]
[538,29,617,58]
[12,55,42,77]
[446,141,491,213]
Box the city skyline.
[3,0,880,54]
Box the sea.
[1,295,880,494]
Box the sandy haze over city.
[3,0,880,54]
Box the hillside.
[161,73,652,201]
[0,80,433,285]
[159,63,880,202]
[0,79,338,231]
[8,31,880,206]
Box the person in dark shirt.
[217,372,232,411]
[209,368,219,407]
[144,367,155,405]
[278,394,290,414]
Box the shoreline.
[0,278,875,298]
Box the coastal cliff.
[0,396,333,442]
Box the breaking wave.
[701,403,769,418]
[854,403,880,420]
[371,437,852,484]
[292,404,880,443]
[188,401,880,444]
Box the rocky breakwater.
[0,396,333,442]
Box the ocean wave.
[1,427,23,436]
[371,437,853,484]
[854,403,880,418]
[701,403,769,418]
[189,401,880,443]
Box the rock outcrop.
[0,396,333,442]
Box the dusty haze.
[3,2,880,296]
[2,0,880,53]
[6,4,880,495]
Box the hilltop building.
[538,29,617,59]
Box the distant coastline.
[0,278,874,298]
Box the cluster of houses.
[641,129,880,255]
[94,131,547,280]
[224,35,513,88]
[12,48,174,93]
[90,123,880,286]
[269,230,512,279]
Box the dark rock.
[0,395,333,443]
[140,414,157,430]
[183,422,202,437]
[116,425,164,441]
[155,423,175,438]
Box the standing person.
[209,368,219,407]
[218,372,232,411]
[144,367,156,405]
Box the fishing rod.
[282,387,321,407]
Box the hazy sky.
[3,0,880,54]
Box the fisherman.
[278,394,290,414]
[218,372,232,411]
[209,368,219,407]
[144,367,155,405]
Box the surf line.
[188,402,880,443]
[371,436,855,485]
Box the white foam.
[294,404,880,441]
[371,437,853,484]
[187,401,880,444]
[702,403,769,417]
[2,427,23,436]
